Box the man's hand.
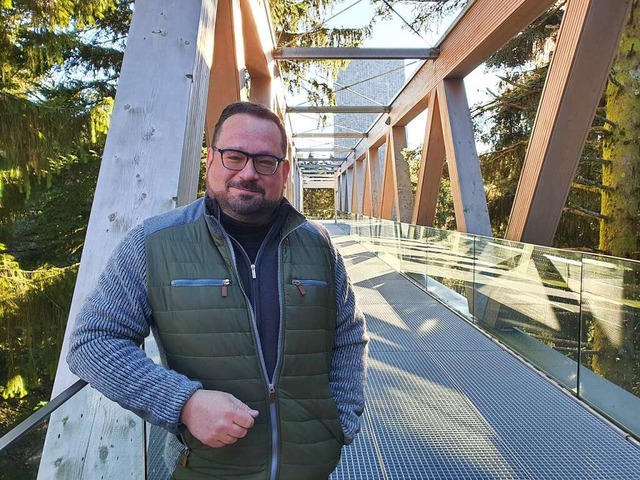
[180,390,259,448]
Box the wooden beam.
[378,127,411,222]
[368,147,382,217]
[350,161,359,213]
[273,47,440,60]
[344,0,556,170]
[505,0,632,245]
[240,0,277,107]
[361,154,372,216]
[413,91,446,226]
[392,126,413,223]
[356,158,366,214]
[438,78,492,236]
[40,0,218,477]
[205,0,245,146]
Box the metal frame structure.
[37,0,632,477]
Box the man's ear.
[205,147,214,172]
[282,159,291,186]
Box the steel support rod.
[287,105,390,114]
[273,47,440,59]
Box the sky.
[286,0,498,152]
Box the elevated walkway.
[324,222,640,480]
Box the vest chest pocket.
[292,278,328,296]
[167,278,231,312]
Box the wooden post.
[378,127,412,222]
[205,0,246,146]
[368,147,382,217]
[438,78,492,236]
[413,90,446,226]
[39,1,218,478]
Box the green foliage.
[0,0,130,197]
[401,146,455,229]
[270,0,373,104]
[0,246,78,388]
[304,188,334,218]
[2,374,27,399]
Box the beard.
[208,179,281,223]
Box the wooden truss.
[337,0,631,240]
[40,0,632,477]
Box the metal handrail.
[0,379,88,452]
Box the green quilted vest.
[145,213,343,480]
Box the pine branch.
[572,176,612,193]
[563,206,606,220]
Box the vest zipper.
[223,235,281,479]
[268,383,278,480]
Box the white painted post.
[39,1,218,477]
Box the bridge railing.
[337,212,640,441]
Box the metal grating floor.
[324,222,640,480]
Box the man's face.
[206,114,290,225]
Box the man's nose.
[239,158,260,179]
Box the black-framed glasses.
[213,147,284,175]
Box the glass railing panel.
[424,228,475,320]
[473,237,582,391]
[580,254,640,437]
[398,223,429,290]
[0,419,47,479]
[371,219,402,271]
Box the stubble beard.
[207,180,281,222]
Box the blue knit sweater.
[67,197,368,442]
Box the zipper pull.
[181,448,190,467]
[292,279,306,296]
[269,384,276,404]
[221,279,230,297]
[251,264,257,279]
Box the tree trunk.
[600,3,640,259]
[593,2,639,386]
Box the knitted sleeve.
[329,245,369,444]
[66,225,202,434]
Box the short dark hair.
[211,101,288,156]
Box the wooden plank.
[356,158,366,214]
[505,0,632,245]
[378,127,410,221]
[346,165,355,215]
[412,91,445,226]
[438,79,491,236]
[391,126,413,223]
[205,0,245,146]
[39,0,218,478]
[361,153,372,216]
[240,0,277,107]
[345,0,556,170]
[350,161,358,213]
[379,134,395,219]
[273,47,440,59]
[368,147,382,217]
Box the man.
[67,101,368,479]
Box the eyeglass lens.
[220,150,279,175]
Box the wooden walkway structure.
[37,0,634,478]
